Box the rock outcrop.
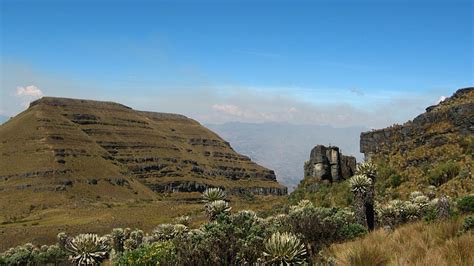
[361,88,473,161]
[304,145,357,182]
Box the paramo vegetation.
[1,163,473,265]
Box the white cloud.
[16,85,43,97]
[212,104,244,116]
[14,85,44,108]
[437,96,447,104]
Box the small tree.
[349,174,372,228]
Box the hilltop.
[0,97,285,197]
[0,97,286,250]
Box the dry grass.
[326,218,474,266]
[0,193,284,252]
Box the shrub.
[349,174,372,227]
[110,228,128,253]
[123,229,144,251]
[424,207,438,223]
[427,160,460,186]
[202,188,226,202]
[34,245,67,264]
[114,241,176,265]
[174,215,190,226]
[457,195,474,213]
[376,160,396,181]
[1,243,37,265]
[377,194,433,228]
[339,223,368,240]
[205,200,231,220]
[349,175,372,194]
[263,232,307,264]
[356,162,377,180]
[390,174,402,188]
[459,215,474,234]
[286,200,356,254]
[153,224,179,241]
[64,233,110,265]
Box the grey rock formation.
[304,145,357,182]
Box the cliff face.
[304,145,357,182]
[0,97,286,199]
[360,87,473,196]
[361,88,473,160]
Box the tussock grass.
[326,218,474,265]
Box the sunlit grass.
[326,218,474,265]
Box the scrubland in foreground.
[325,217,474,266]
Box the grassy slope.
[325,218,473,265]
[365,89,473,200]
[0,97,286,251]
[0,193,285,252]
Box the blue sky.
[1,0,472,128]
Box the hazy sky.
[1,0,472,128]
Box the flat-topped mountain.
[0,97,286,250]
[0,97,286,202]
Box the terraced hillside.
[0,97,286,198]
[0,97,286,250]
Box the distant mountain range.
[207,122,367,190]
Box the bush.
[339,223,368,240]
[171,210,268,265]
[376,160,397,182]
[460,215,474,234]
[457,195,474,213]
[263,232,307,264]
[390,174,402,188]
[377,193,434,228]
[64,233,110,265]
[286,200,356,254]
[427,160,460,186]
[0,243,67,265]
[205,200,231,220]
[114,241,176,265]
[202,188,226,202]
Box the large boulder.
[304,145,357,182]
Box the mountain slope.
[360,87,473,198]
[0,97,286,204]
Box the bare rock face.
[304,145,357,182]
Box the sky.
[1,0,473,128]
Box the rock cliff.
[304,145,357,182]
[360,87,473,196]
[361,87,473,161]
